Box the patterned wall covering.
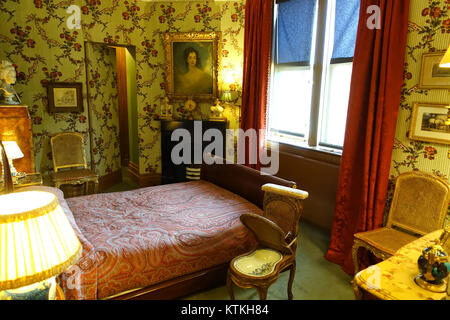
[85,42,120,177]
[0,0,245,178]
[388,0,450,225]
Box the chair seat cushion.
[354,227,418,256]
[53,169,98,183]
[233,249,282,277]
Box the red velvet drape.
[325,0,410,275]
[240,0,274,169]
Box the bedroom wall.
[388,0,450,227]
[0,0,245,181]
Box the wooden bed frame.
[105,162,297,300]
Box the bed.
[22,163,297,300]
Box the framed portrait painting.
[418,51,450,89]
[46,82,83,113]
[163,32,221,102]
[409,102,450,145]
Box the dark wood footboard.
[108,163,297,300]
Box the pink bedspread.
[55,181,260,300]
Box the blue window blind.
[277,0,317,65]
[331,0,360,63]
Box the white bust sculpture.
[0,60,20,105]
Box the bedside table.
[0,172,43,193]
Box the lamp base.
[414,275,448,293]
[0,277,56,300]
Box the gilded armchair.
[352,171,450,275]
[50,132,98,196]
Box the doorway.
[84,42,138,190]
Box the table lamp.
[0,141,24,178]
[0,191,82,300]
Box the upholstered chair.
[352,171,450,274]
[50,132,99,196]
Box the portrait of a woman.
[174,45,213,95]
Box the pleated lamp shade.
[0,191,82,291]
[440,46,450,68]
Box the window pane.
[268,66,312,138]
[319,62,353,148]
[277,0,317,65]
[331,0,360,62]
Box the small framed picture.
[418,51,450,89]
[409,102,450,145]
[46,82,83,113]
[163,31,221,103]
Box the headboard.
[0,105,35,174]
[201,161,296,209]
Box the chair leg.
[257,287,268,300]
[287,262,296,300]
[226,270,235,300]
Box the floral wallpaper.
[388,0,450,226]
[85,42,120,177]
[0,0,245,179]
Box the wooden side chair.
[352,171,450,274]
[226,183,309,300]
[50,132,99,196]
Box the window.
[267,0,360,152]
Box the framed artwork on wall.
[418,51,450,89]
[163,31,221,103]
[409,102,450,145]
[46,82,83,113]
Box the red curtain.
[325,0,410,275]
[240,0,274,170]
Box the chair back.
[240,214,292,255]
[387,171,450,236]
[50,132,88,172]
[262,190,304,244]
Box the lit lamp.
[0,191,82,300]
[0,141,24,178]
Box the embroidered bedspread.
[55,181,260,300]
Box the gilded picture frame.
[418,51,450,89]
[46,82,83,113]
[163,31,221,103]
[409,102,450,145]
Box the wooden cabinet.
[0,105,35,174]
[160,120,227,184]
